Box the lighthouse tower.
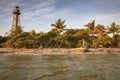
[12,6,21,32]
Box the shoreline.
[0,48,120,55]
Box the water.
[0,53,120,80]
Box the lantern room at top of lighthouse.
[13,6,21,15]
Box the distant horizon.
[0,0,120,36]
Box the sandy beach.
[0,48,120,55]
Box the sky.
[0,0,120,36]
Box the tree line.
[0,19,120,48]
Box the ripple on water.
[0,54,120,80]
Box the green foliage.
[0,19,120,48]
[117,42,120,48]
[63,29,89,48]
[0,36,8,47]
[51,18,66,34]
[9,26,23,37]
[86,36,96,48]
[97,35,112,48]
[2,32,39,48]
[113,34,120,47]
[107,22,120,37]
[107,22,120,47]
[116,35,120,48]
[95,24,105,38]
[84,20,95,36]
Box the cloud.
[87,13,120,25]
[0,0,21,12]
[22,7,54,19]
[0,0,120,35]
[35,0,57,8]
[0,0,57,13]
[19,0,58,20]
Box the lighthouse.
[12,6,21,32]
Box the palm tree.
[8,25,23,37]
[84,20,95,37]
[107,22,120,47]
[94,24,105,39]
[51,18,66,34]
[107,22,120,37]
